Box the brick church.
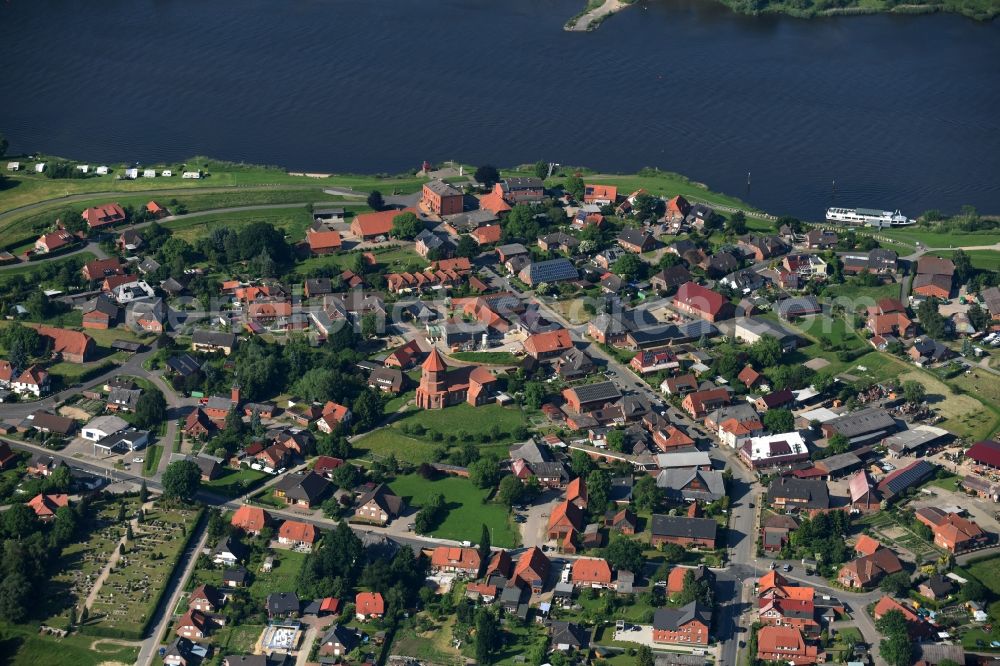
[415,348,497,409]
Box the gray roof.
[425,179,462,197]
[266,591,300,615]
[653,601,713,631]
[321,624,360,651]
[766,477,830,510]
[826,407,897,439]
[656,468,725,502]
[192,329,236,348]
[274,471,330,503]
[550,621,589,648]
[735,317,797,341]
[568,381,621,405]
[519,258,578,284]
[650,515,717,540]
[509,439,552,464]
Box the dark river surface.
[1,0,998,219]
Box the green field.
[0,622,139,666]
[932,249,1000,271]
[822,281,901,303]
[203,466,270,497]
[961,554,1000,596]
[166,206,315,242]
[293,243,424,275]
[881,227,1000,250]
[389,473,519,547]
[0,156,427,212]
[0,252,95,289]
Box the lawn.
[203,466,270,497]
[962,554,1000,596]
[383,390,415,415]
[0,252,95,289]
[0,156,426,212]
[246,549,309,602]
[142,444,164,477]
[166,206,315,243]
[353,403,530,463]
[389,473,519,547]
[898,369,1000,441]
[0,622,139,666]
[293,243,424,275]
[932,249,1000,271]
[881,227,1000,250]
[822,281,901,304]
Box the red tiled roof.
[231,505,270,532]
[523,329,573,356]
[352,207,417,237]
[675,282,728,318]
[571,557,612,584]
[356,592,384,616]
[307,229,342,251]
[279,520,318,544]
[35,325,93,358]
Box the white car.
[132,457,144,463]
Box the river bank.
[567,0,997,31]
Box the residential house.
[650,514,717,549]
[652,602,712,645]
[756,626,818,665]
[356,592,385,620]
[230,505,271,535]
[673,282,734,322]
[915,507,990,553]
[277,520,319,550]
[354,483,405,525]
[266,592,300,619]
[430,547,483,578]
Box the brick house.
[652,602,711,645]
[571,558,613,588]
[422,180,464,216]
[673,282,734,322]
[650,515,717,549]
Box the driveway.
[520,490,559,549]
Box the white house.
[161,169,173,177]
[96,165,109,175]
[12,367,50,397]
[111,280,156,304]
[143,169,156,178]
[182,171,202,179]
[34,162,45,173]
[76,164,89,174]
[82,415,129,442]
[124,168,139,179]
[94,428,150,454]
[6,162,20,171]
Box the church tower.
[416,348,449,409]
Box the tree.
[877,610,914,666]
[0,572,31,623]
[474,165,501,188]
[637,645,654,666]
[469,458,501,489]
[606,429,627,452]
[2,504,38,539]
[726,211,747,235]
[612,253,647,281]
[676,569,713,605]
[479,524,491,563]
[586,469,611,515]
[391,212,423,240]
[360,312,378,339]
[162,460,200,501]
[606,535,645,573]
[367,190,385,211]
[533,160,548,180]
[901,380,926,404]
[351,389,382,432]
[474,607,500,664]
[139,480,148,503]
[497,475,523,507]
[749,335,782,368]
[565,175,585,200]
[763,408,794,434]
[917,298,949,340]
[879,571,911,596]
[952,249,974,283]
[414,493,447,534]
[523,381,546,409]
[570,449,595,477]
[633,474,662,513]
[134,388,167,429]
[455,235,479,259]
[960,578,987,603]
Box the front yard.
[389,473,519,547]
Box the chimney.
[231,384,241,405]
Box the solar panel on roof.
[882,460,935,496]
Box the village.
[1,157,1000,666]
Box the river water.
[1,0,998,219]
